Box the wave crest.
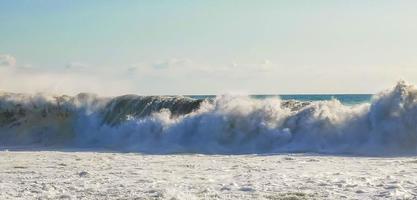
[1,81,417,155]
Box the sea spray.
[1,81,417,155]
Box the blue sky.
[1,0,417,95]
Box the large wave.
[1,81,417,155]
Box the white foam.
[2,81,417,155]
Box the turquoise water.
[189,94,372,105]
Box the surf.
[1,81,417,155]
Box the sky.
[1,0,417,95]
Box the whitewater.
[1,81,417,155]
[2,81,417,199]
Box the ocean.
[190,94,372,105]
[0,81,415,155]
[2,83,416,199]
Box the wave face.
[1,81,417,155]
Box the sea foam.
[1,81,417,155]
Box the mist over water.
[0,81,416,155]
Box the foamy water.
[1,81,417,155]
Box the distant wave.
[1,81,417,155]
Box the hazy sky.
[1,0,417,95]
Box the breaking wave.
[1,81,417,155]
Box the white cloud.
[0,54,16,67]
[0,64,137,96]
[0,57,280,95]
[65,62,90,70]
[227,59,273,72]
[127,58,275,82]
[262,59,271,65]
[152,58,192,69]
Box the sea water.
[190,94,371,105]
[0,81,416,155]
